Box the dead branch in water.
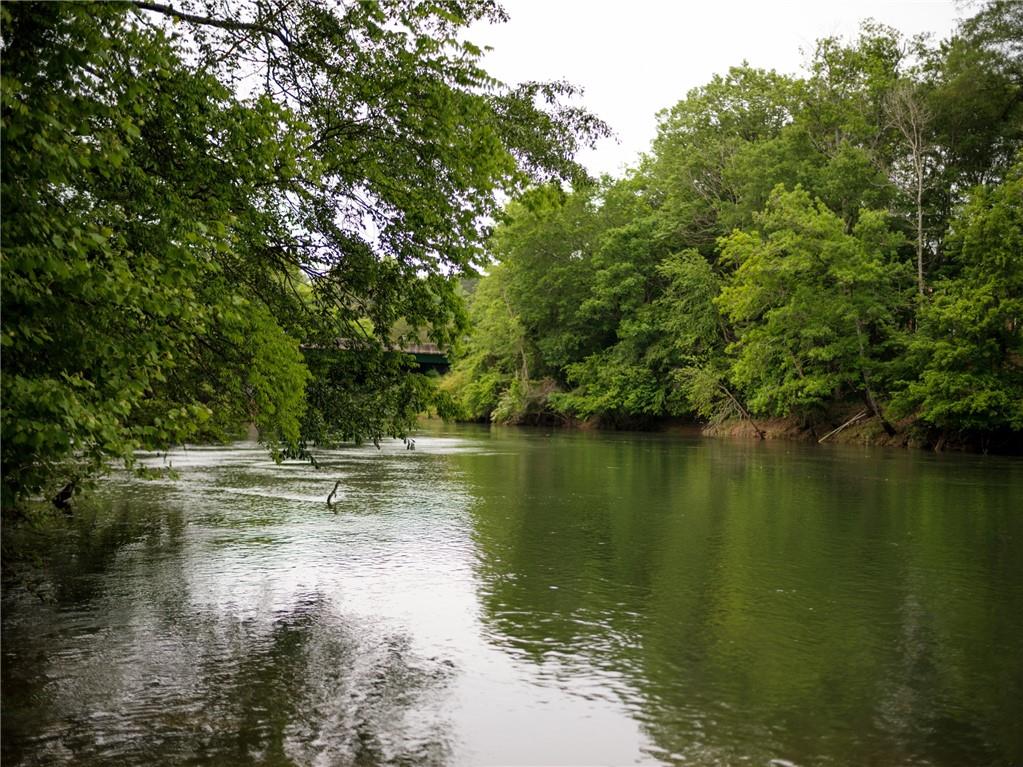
[326,480,343,510]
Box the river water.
[3,425,1022,766]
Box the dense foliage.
[1,0,608,506]
[443,3,1022,447]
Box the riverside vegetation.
[438,3,1023,452]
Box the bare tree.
[886,82,933,297]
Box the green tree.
[490,185,612,376]
[648,66,800,255]
[442,178,656,424]
[892,159,1023,437]
[555,193,678,425]
[918,1,1023,279]
[1,4,311,502]
[440,267,533,422]
[439,2,1022,444]
[717,187,910,425]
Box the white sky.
[468,0,969,177]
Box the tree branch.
[130,1,294,50]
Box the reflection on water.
[464,432,1023,765]
[3,427,1022,766]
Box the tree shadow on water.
[3,593,456,767]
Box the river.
[3,425,1022,766]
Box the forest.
[439,3,1022,450]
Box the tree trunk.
[326,479,343,509]
[818,410,869,443]
[916,160,925,296]
[718,383,766,440]
[853,319,896,436]
[885,82,931,298]
[862,383,896,436]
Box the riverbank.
[432,411,1021,455]
[685,412,1020,454]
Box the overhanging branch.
[130,1,295,50]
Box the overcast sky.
[468,0,969,177]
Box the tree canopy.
[1,0,609,506]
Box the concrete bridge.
[401,343,450,374]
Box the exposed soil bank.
[696,413,1022,455]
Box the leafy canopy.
[0,0,608,505]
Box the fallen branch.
[718,383,766,440]
[818,410,868,443]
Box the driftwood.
[818,410,869,443]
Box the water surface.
[3,426,1022,766]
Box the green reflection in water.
[459,430,1023,766]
